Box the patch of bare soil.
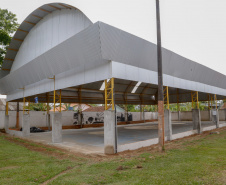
[41,166,74,185]
[1,127,226,162]
[0,166,19,171]
[219,170,226,184]
[0,133,93,161]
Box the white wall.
[171,112,179,121]
[171,110,226,121]
[200,111,210,121]
[145,112,158,120]
[0,111,159,129]
[0,110,225,129]
[219,109,225,120]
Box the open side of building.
[1,3,226,154]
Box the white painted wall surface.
[180,111,193,121]
[171,112,178,121]
[219,109,225,120]
[0,110,225,129]
[200,111,210,121]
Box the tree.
[25,103,51,111]
[61,103,77,111]
[0,9,19,68]
[117,104,140,112]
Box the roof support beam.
[140,84,150,105]
[1,68,10,71]
[18,29,29,34]
[67,87,156,96]
[66,4,77,9]
[58,3,71,9]
[123,82,134,112]
[7,48,18,52]
[14,38,24,42]
[78,85,82,112]
[38,8,51,13]
[24,21,36,26]
[4,58,14,61]
[31,14,43,19]
[48,5,61,10]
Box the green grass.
[0,136,77,184]
[0,130,226,185]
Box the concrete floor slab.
[27,121,225,154]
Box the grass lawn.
[0,128,225,185]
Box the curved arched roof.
[2,3,92,73]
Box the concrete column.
[104,110,117,154]
[192,109,202,134]
[4,115,9,134]
[216,110,219,128]
[178,111,181,121]
[212,109,219,128]
[78,112,82,126]
[125,111,128,122]
[51,113,62,143]
[140,105,142,121]
[22,114,30,137]
[143,111,145,123]
[46,113,50,131]
[209,110,212,121]
[164,109,172,141]
[224,109,226,121]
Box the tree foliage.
[61,103,77,111]
[118,101,212,112]
[25,103,51,111]
[0,8,19,68]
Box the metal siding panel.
[99,22,226,91]
[112,61,126,79]
[7,61,111,101]
[10,9,92,73]
[0,23,101,94]
[99,22,157,72]
[3,22,226,101]
[125,65,139,82]
[138,68,149,83]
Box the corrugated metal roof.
[1,3,90,73]
[0,5,226,104]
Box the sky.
[1,0,226,75]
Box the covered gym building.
[1,3,226,154]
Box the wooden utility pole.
[156,0,165,151]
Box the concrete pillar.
[140,105,142,121]
[78,112,82,126]
[164,109,172,141]
[216,110,219,128]
[51,113,62,143]
[178,111,181,121]
[143,111,145,123]
[209,110,212,121]
[224,109,226,121]
[104,110,117,154]
[4,115,9,134]
[22,114,30,137]
[212,109,219,128]
[192,109,202,134]
[125,111,128,122]
[46,113,50,131]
